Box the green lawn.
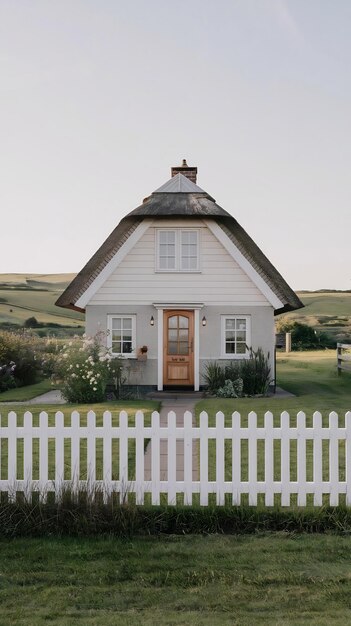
[197,350,351,419]
[0,380,56,402]
[0,533,350,625]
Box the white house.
[56,160,303,392]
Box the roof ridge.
[153,173,206,194]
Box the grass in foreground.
[0,380,56,402]
[0,533,351,625]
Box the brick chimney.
[171,159,197,184]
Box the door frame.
[163,310,194,387]
[153,303,203,391]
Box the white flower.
[93,387,97,391]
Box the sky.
[1,0,351,290]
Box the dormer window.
[156,229,200,272]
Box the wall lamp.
[150,315,155,326]
[202,316,207,327]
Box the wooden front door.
[163,310,194,387]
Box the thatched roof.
[56,173,303,315]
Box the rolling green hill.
[0,274,350,341]
[0,273,84,335]
[277,291,351,342]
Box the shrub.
[203,361,226,394]
[216,378,243,398]
[56,332,125,403]
[24,316,40,328]
[0,362,16,392]
[240,348,272,395]
[0,330,43,387]
[276,320,336,350]
[203,348,272,397]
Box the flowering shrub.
[0,361,16,392]
[0,330,43,387]
[56,332,124,403]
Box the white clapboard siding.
[0,410,351,507]
[89,221,270,306]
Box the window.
[221,316,251,358]
[107,315,136,356]
[156,229,199,271]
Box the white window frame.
[107,315,137,357]
[221,315,251,359]
[155,229,200,272]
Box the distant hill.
[0,273,84,336]
[0,274,350,340]
[277,291,351,342]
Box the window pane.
[225,331,236,341]
[236,330,246,341]
[181,257,190,270]
[225,342,236,354]
[160,231,175,244]
[112,331,121,342]
[225,319,236,330]
[178,342,188,355]
[179,316,189,328]
[122,341,132,353]
[178,329,188,340]
[236,343,246,354]
[168,316,178,328]
[237,319,247,330]
[168,329,178,341]
[122,318,132,330]
[123,333,132,343]
[188,257,197,269]
[112,318,121,330]
[168,342,177,354]
[112,341,121,353]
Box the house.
[56,160,303,392]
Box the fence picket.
[216,412,225,505]
[119,411,129,503]
[183,411,193,505]
[280,411,290,506]
[264,412,274,506]
[102,411,112,504]
[38,412,49,503]
[167,411,177,505]
[23,412,33,501]
[151,411,160,505]
[0,409,350,508]
[231,411,241,505]
[296,412,307,506]
[312,412,323,506]
[248,412,258,506]
[135,411,145,505]
[55,412,65,501]
[199,411,209,505]
[346,412,351,506]
[329,412,339,506]
[7,411,17,502]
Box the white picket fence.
[1,409,351,507]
